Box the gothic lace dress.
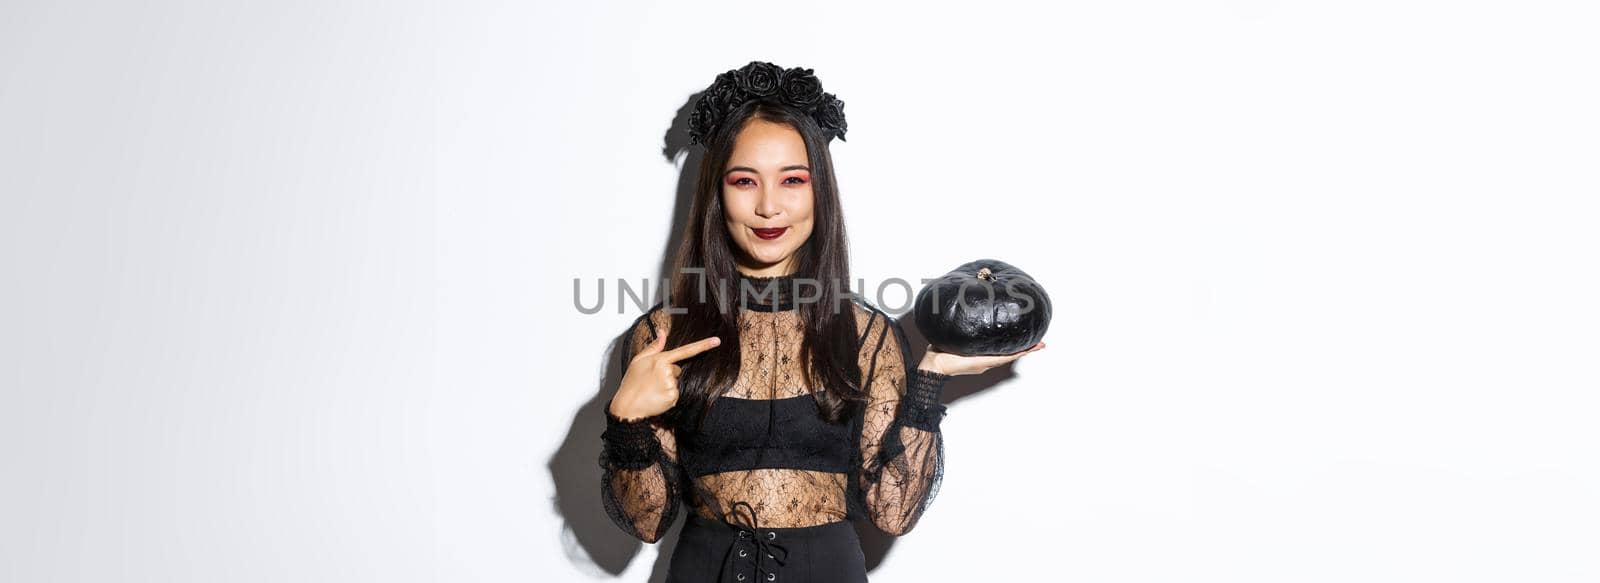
[599,273,952,544]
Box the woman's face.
[721,118,815,277]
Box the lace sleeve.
[598,309,685,543]
[853,308,952,535]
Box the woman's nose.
[754,189,780,218]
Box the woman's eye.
[731,177,755,186]
[783,176,808,185]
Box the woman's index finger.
[660,336,722,363]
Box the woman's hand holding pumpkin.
[917,341,1045,376]
[609,332,722,421]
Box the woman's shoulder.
[636,301,673,333]
[841,295,899,339]
[620,302,673,358]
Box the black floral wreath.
[687,61,848,146]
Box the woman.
[599,61,1045,583]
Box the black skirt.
[667,513,868,583]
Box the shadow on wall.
[543,93,703,582]
[544,91,1022,581]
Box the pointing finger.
[661,336,722,363]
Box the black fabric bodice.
[679,394,855,477]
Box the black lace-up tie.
[718,501,790,582]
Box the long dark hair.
[662,99,866,431]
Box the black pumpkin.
[913,259,1052,357]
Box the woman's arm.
[854,308,952,536]
[598,310,685,543]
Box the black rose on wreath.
[815,93,847,142]
[778,67,825,109]
[734,61,783,98]
[689,72,747,144]
[707,73,747,118]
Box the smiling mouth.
[752,227,788,240]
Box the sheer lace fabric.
[599,274,951,543]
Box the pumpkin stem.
[976,267,994,281]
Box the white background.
[2,1,1597,581]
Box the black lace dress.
[599,271,952,583]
